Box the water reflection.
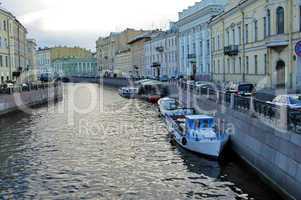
[0,83,283,200]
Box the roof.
[141,80,163,86]
[186,115,213,120]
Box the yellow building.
[96,29,146,77]
[0,6,28,83]
[50,47,92,61]
[210,0,301,90]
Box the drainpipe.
[222,20,226,82]
[288,0,293,89]
[241,10,246,83]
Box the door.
[276,60,285,88]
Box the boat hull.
[166,118,229,158]
[171,132,228,158]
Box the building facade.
[128,32,156,78]
[144,24,178,79]
[176,0,227,80]
[96,29,146,77]
[36,47,93,78]
[25,39,37,81]
[210,0,301,90]
[114,49,132,77]
[36,48,51,77]
[52,58,97,78]
[0,6,28,84]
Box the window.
[233,58,236,73]
[246,56,249,74]
[193,43,196,54]
[264,53,268,75]
[218,60,220,73]
[254,55,258,74]
[217,35,220,49]
[238,26,241,45]
[5,56,8,67]
[245,24,249,44]
[227,58,230,73]
[232,28,235,45]
[299,5,301,31]
[276,7,285,34]
[0,55,2,67]
[227,30,230,45]
[239,57,242,74]
[3,20,6,31]
[207,40,210,55]
[200,42,203,56]
[264,17,267,37]
[254,20,258,42]
[267,9,271,36]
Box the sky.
[2,0,198,51]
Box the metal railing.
[0,82,61,95]
[178,81,301,134]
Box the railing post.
[249,96,255,115]
[230,94,235,109]
[207,88,210,99]
[280,106,288,130]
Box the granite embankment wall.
[175,86,301,200]
[0,86,63,115]
[100,78,136,88]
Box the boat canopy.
[185,115,214,130]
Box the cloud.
[1,0,198,50]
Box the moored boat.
[118,87,139,98]
[158,97,194,117]
[165,114,229,158]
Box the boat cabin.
[160,98,177,110]
[120,87,138,94]
[185,115,214,130]
[184,115,216,140]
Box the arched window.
[276,7,285,34]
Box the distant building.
[144,23,178,79]
[36,47,93,78]
[176,0,227,80]
[52,58,97,78]
[114,48,132,78]
[128,31,163,78]
[96,29,147,77]
[210,0,301,90]
[0,6,28,83]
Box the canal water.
[0,84,282,199]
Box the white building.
[36,48,51,78]
[144,24,178,79]
[176,0,227,80]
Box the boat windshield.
[167,102,177,110]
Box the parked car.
[160,75,169,82]
[226,83,255,96]
[267,95,301,109]
[186,80,195,90]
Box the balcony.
[187,54,196,59]
[152,62,161,68]
[265,34,288,49]
[224,45,239,56]
[156,46,164,52]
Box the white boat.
[118,87,139,98]
[158,97,194,117]
[166,114,229,158]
